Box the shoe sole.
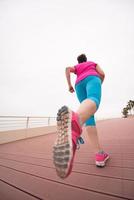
[96,155,110,167]
[53,106,73,178]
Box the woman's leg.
[77,99,97,125]
[76,76,103,153]
[85,126,102,153]
[76,76,101,125]
[75,77,109,167]
[76,99,102,153]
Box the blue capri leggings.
[75,76,102,126]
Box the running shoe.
[95,151,109,167]
[53,105,82,178]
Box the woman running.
[53,54,109,179]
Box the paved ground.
[0,118,134,200]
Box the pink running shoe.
[95,151,109,167]
[53,105,82,179]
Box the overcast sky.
[0,0,134,119]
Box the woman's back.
[74,61,100,84]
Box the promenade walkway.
[0,118,134,200]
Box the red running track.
[0,118,134,200]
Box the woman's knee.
[85,115,96,126]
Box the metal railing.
[0,116,56,132]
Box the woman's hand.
[65,67,75,93]
[69,85,75,93]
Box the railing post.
[48,117,50,125]
[26,117,29,129]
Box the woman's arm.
[96,64,105,83]
[65,67,75,93]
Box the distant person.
[53,54,109,178]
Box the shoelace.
[76,136,84,149]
